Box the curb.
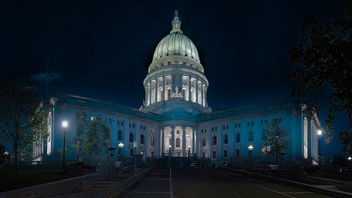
[224,167,352,198]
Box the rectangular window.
[224,134,228,144]
[248,130,253,142]
[224,150,228,158]
[130,149,134,156]
[236,132,240,143]
[235,123,241,128]
[212,151,216,159]
[236,149,240,157]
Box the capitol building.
[37,12,320,166]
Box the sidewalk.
[224,167,352,198]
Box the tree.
[0,79,48,175]
[289,1,352,144]
[339,129,352,156]
[262,119,290,162]
[83,118,111,155]
[0,143,5,165]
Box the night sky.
[0,1,347,154]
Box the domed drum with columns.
[143,11,210,116]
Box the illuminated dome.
[148,11,204,73]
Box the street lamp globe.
[248,145,254,151]
[348,156,352,161]
[118,142,124,149]
[317,129,322,136]
[62,120,68,128]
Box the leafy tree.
[289,1,352,144]
[339,129,352,155]
[74,111,86,160]
[262,119,290,162]
[0,143,5,165]
[0,79,48,175]
[83,118,111,155]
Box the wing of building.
[34,11,321,166]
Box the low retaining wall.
[0,173,102,198]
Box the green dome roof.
[152,11,200,64]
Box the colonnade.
[160,126,196,157]
[145,75,207,107]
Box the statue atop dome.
[171,10,182,33]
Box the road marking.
[170,167,173,198]
[144,178,169,181]
[243,180,296,198]
[127,191,170,194]
[283,191,314,194]
[220,185,243,198]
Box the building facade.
[37,12,320,166]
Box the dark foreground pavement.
[122,167,332,198]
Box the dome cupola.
[149,10,203,73]
[143,11,210,115]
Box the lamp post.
[317,129,322,166]
[61,120,68,169]
[248,145,254,161]
[118,142,124,161]
[168,145,171,167]
[188,146,191,157]
[133,141,137,176]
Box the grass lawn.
[0,167,72,192]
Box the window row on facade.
[209,148,252,159]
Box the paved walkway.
[122,167,332,198]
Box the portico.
[161,126,195,157]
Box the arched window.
[140,134,145,144]
[202,137,206,147]
[176,138,181,147]
[129,132,134,142]
[117,130,122,141]
[213,135,217,145]
[224,134,228,144]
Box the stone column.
[171,126,175,156]
[162,76,165,101]
[161,127,165,156]
[154,79,157,103]
[149,83,152,105]
[196,79,198,104]
[182,126,186,156]
[192,128,195,154]
[188,76,191,102]
[201,83,204,106]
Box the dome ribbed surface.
[152,32,200,63]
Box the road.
[122,167,332,198]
